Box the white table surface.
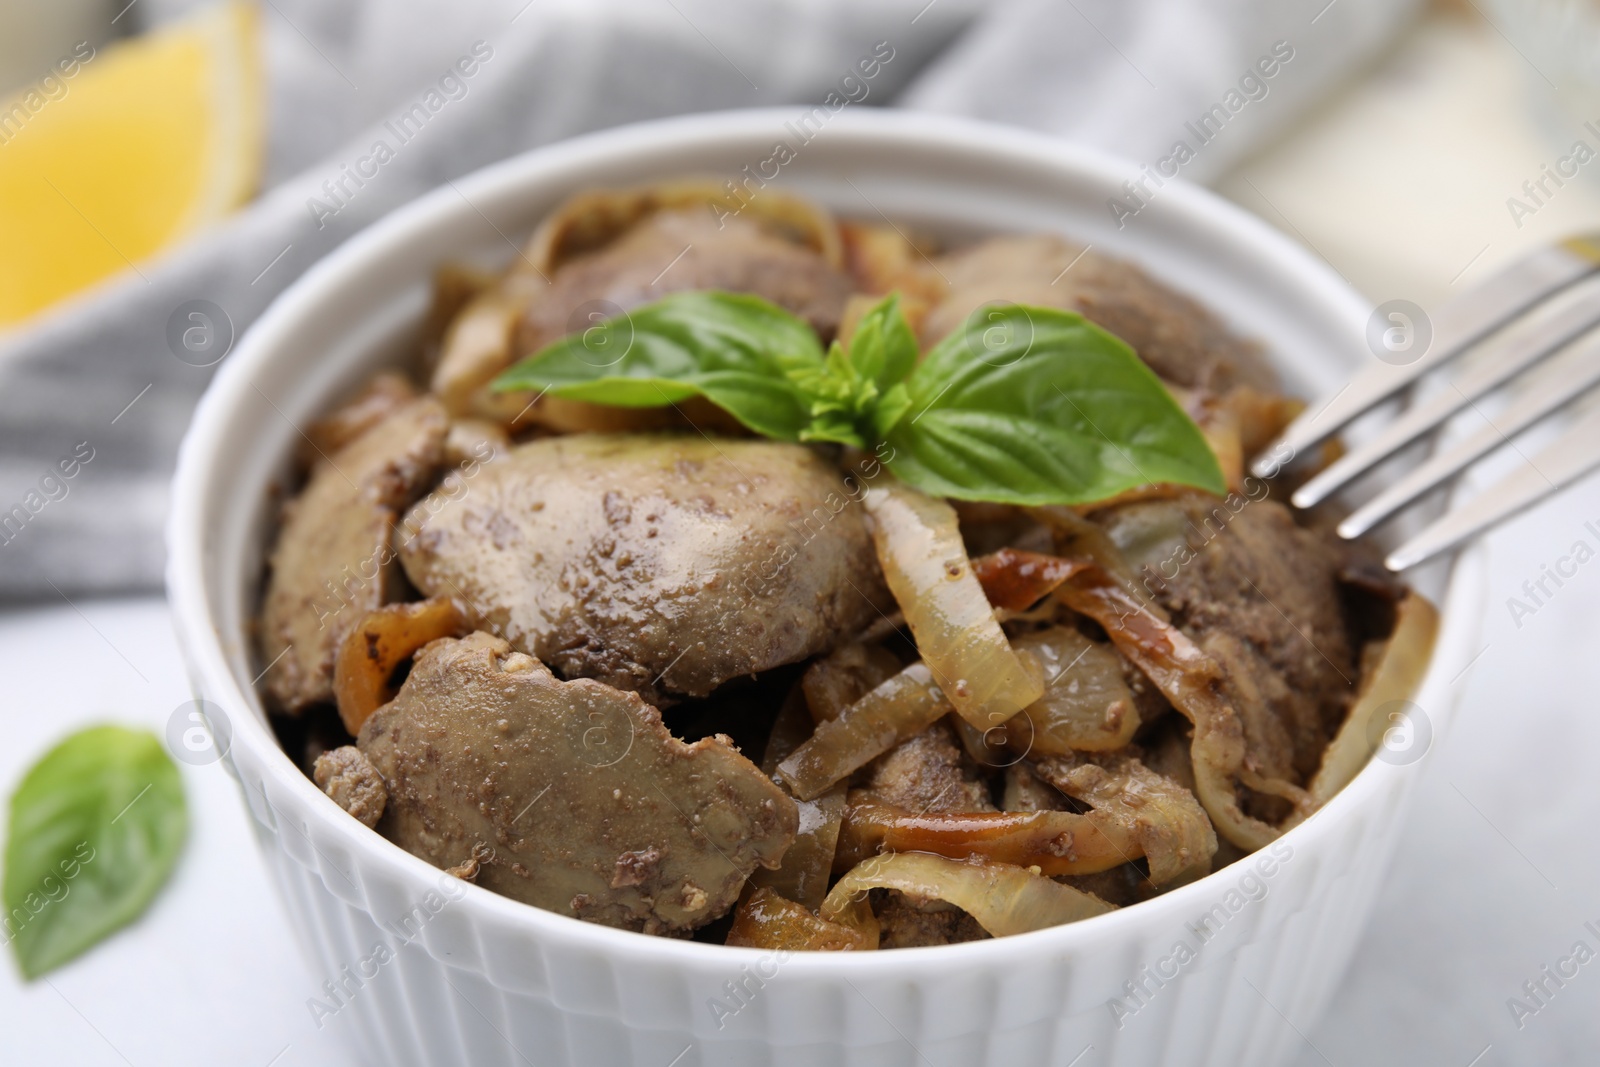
[5,9,1600,1066]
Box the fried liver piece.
[259,396,449,711]
[873,892,991,949]
[313,745,387,828]
[397,433,890,703]
[921,235,1277,393]
[860,721,996,815]
[859,721,995,947]
[516,207,853,353]
[357,632,798,934]
[1095,493,1356,785]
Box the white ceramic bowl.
[167,109,1487,1067]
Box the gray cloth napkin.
[0,0,1417,599]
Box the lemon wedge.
[0,1,263,326]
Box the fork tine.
[1385,395,1600,570]
[1292,271,1600,507]
[1338,335,1600,537]
[1252,235,1600,480]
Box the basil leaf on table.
[880,304,1226,505]
[4,725,187,978]
[493,291,825,441]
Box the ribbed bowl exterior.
[243,753,1412,1067]
[169,110,1484,1067]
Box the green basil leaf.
[793,340,869,447]
[797,408,868,448]
[870,381,914,442]
[492,291,825,441]
[792,294,919,447]
[883,304,1226,505]
[4,725,187,978]
[845,293,918,396]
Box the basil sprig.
[4,726,187,978]
[493,291,1224,504]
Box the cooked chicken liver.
[313,745,387,828]
[357,631,797,933]
[1094,492,1356,783]
[860,721,996,815]
[514,208,854,353]
[259,396,448,711]
[860,721,996,947]
[397,433,890,702]
[921,235,1277,393]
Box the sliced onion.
[972,549,1281,851]
[1048,561,1281,850]
[1010,626,1141,753]
[1306,591,1440,806]
[821,852,1115,941]
[836,792,1139,877]
[1027,506,1146,592]
[726,887,864,951]
[970,548,1080,612]
[761,686,818,774]
[1031,752,1216,884]
[429,284,528,416]
[752,688,849,909]
[751,788,847,910]
[863,482,1044,729]
[334,597,469,734]
[776,662,951,801]
[1225,384,1305,459]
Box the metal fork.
[1255,235,1600,571]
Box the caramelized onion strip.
[750,789,847,910]
[821,853,1115,941]
[1305,592,1440,807]
[1010,626,1141,753]
[974,549,1280,850]
[334,598,469,734]
[776,663,951,801]
[1050,561,1282,850]
[970,549,1080,612]
[726,887,864,951]
[835,793,1138,877]
[753,688,848,909]
[1031,753,1217,884]
[863,482,1044,730]
[430,284,528,416]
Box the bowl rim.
[167,106,1487,980]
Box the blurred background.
[1,0,1598,1063]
